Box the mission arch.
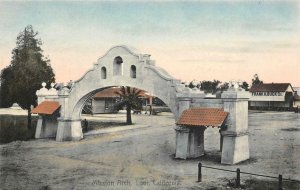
[35,45,250,165]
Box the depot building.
[249,83,295,110]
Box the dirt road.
[1,111,299,189]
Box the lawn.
[0,114,37,144]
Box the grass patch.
[226,177,300,190]
[0,114,37,144]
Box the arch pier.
[33,45,250,164]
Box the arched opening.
[75,86,175,136]
[113,56,123,76]
[130,65,136,78]
[101,67,107,79]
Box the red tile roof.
[32,101,60,115]
[176,108,228,127]
[250,83,293,92]
[93,87,152,99]
[93,88,121,98]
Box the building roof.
[32,101,60,115]
[93,88,121,98]
[93,87,152,99]
[176,108,228,127]
[250,83,293,92]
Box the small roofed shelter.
[175,108,228,159]
[32,101,61,138]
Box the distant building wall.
[249,101,290,108]
[249,83,295,110]
[92,98,118,114]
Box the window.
[101,67,107,79]
[113,56,123,75]
[130,65,136,78]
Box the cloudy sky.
[0,1,299,86]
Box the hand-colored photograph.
[0,1,299,189]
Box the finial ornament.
[42,82,46,87]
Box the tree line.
[184,74,263,94]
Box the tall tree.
[252,74,263,85]
[114,86,143,125]
[0,25,55,129]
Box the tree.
[188,80,200,89]
[241,81,249,91]
[200,80,221,94]
[217,82,230,92]
[0,25,55,129]
[188,81,196,89]
[114,86,143,125]
[252,74,263,85]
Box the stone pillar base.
[175,126,205,159]
[221,132,249,164]
[56,118,83,141]
[35,116,58,139]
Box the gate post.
[221,85,250,164]
[56,118,83,141]
[175,95,192,159]
[56,86,83,141]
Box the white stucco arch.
[36,45,250,164]
[64,45,185,121]
[53,45,201,141]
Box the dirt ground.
[0,111,300,190]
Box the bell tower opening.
[113,56,123,76]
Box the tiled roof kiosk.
[175,85,250,164]
[32,83,61,139]
[176,108,228,159]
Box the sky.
[0,0,299,86]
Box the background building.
[249,83,295,111]
[90,87,152,114]
[293,87,300,108]
[91,88,120,114]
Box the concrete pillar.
[175,126,190,159]
[35,116,44,138]
[56,119,83,141]
[35,116,58,139]
[177,97,192,119]
[219,130,223,152]
[175,126,206,159]
[221,87,250,164]
[55,86,84,141]
[175,96,192,159]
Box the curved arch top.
[64,45,194,120]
